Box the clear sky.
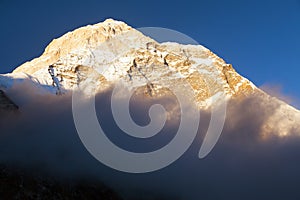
[0,0,299,106]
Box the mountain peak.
[13,18,133,75]
[10,19,256,106]
[102,18,127,24]
[2,19,300,136]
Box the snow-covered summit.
[1,18,299,136]
[8,19,256,106]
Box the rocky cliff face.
[1,18,300,136]
[0,90,18,111]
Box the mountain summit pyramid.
[1,19,299,136]
[9,19,256,104]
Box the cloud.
[0,82,300,200]
[260,83,300,109]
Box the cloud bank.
[0,82,300,200]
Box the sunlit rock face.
[1,18,300,136]
[11,19,256,106]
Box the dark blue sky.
[1,0,299,106]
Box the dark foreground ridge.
[0,166,122,200]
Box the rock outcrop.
[0,90,18,111]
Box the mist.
[0,81,300,200]
[260,83,300,110]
